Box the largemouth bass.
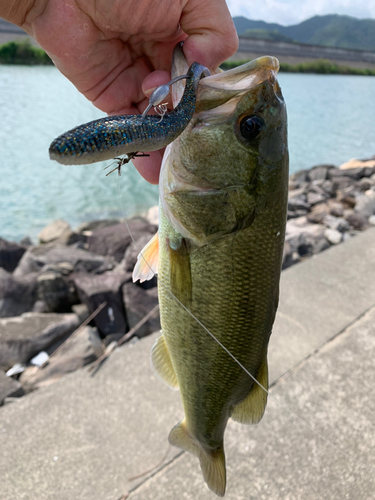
[133,47,289,496]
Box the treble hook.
[104,152,150,176]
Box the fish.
[133,45,289,496]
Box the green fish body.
[134,49,288,496]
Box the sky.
[226,0,375,26]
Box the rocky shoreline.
[1,156,375,405]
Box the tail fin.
[169,420,226,497]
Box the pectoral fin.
[231,356,268,425]
[151,335,178,390]
[132,232,159,283]
[169,420,226,497]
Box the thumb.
[180,0,238,71]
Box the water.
[0,66,374,242]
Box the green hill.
[233,14,375,51]
[241,29,295,43]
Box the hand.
[2,0,238,183]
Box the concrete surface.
[1,229,375,500]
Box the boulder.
[282,241,300,270]
[38,219,81,245]
[0,238,26,273]
[323,215,350,233]
[327,200,344,218]
[0,371,24,405]
[73,272,130,337]
[0,312,80,370]
[307,191,327,206]
[324,228,342,245]
[287,197,310,212]
[122,283,160,338]
[36,270,79,313]
[75,219,121,234]
[146,206,159,226]
[329,167,372,180]
[345,212,369,231]
[87,217,157,263]
[286,217,327,256]
[307,164,335,182]
[307,203,329,224]
[19,326,103,391]
[339,158,375,171]
[369,215,375,226]
[354,192,375,218]
[0,269,37,317]
[14,245,115,277]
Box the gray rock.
[357,178,373,191]
[307,191,326,206]
[19,236,33,247]
[327,200,344,217]
[122,283,160,338]
[289,169,309,184]
[323,215,350,233]
[354,191,375,218]
[0,238,26,273]
[282,241,300,270]
[286,217,327,256]
[14,245,115,278]
[0,312,80,370]
[71,303,90,323]
[19,326,103,391]
[0,371,24,405]
[288,187,307,200]
[329,167,370,180]
[369,215,375,226]
[307,203,329,224]
[345,212,369,231]
[87,218,157,263]
[73,272,130,337]
[75,219,121,234]
[36,271,78,313]
[38,219,75,245]
[287,197,310,212]
[0,269,37,317]
[324,228,342,245]
[311,237,330,254]
[307,164,334,181]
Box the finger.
[180,0,238,71]
[142,70,171,97]
[132,150,164,184]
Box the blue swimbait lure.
[49,62,210,165]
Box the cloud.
[226,0,375,26]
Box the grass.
[221,58,375,76]
[0,39,53,65]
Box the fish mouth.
[171,44,280,111]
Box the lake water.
[0,66,374,242]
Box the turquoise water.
[0,66,374,242]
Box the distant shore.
[1,39,375,76]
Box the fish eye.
[239,115,265,141]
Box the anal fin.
[169,420,226,497]
[151,335,178,390]
[231,355,268,425]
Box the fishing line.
[115,169,375,475]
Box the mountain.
[233,14,375,52]
[241,29,295,43]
